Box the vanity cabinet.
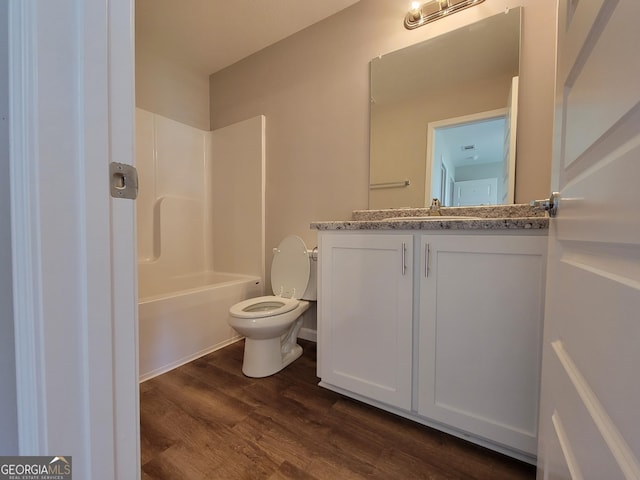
[317,230,547,460]
[418,234,546,455]
[317,233,413,410]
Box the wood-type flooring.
[140,339,536,479]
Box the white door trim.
[9,0,139,477]
[108,0,141,477]
[9,0,48,453]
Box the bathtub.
[138,271,262,381]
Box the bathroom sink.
[386,216,480,221]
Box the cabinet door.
[418,235,546,454]
[319,233,413,410]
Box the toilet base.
[242,338,303,378]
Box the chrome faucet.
[429,198,442,216]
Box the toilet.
[228,235,317,378]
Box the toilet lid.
[271,235,310,299]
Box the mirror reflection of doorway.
[428,109,506,206]
[426,77,518,207]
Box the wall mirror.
[369,7,521,209]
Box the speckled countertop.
[311,204,549,231]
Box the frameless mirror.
[369,8,521,209]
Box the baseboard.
[139,335,243,383]
[298,327,317,343]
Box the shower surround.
[136,109,265,381]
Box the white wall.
[456,162,503,183]
[0,0,19,455]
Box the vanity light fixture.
[404,0,485,30]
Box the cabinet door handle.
[425,243,430,278]
[402,242,407,275]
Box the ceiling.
[436,117,506,168]
[135,0,362,75]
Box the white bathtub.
[138,271,262,381]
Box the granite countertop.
[311,205,549,231]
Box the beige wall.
[209,0,556,276]
[136,33,211,130]
[209,116,266,281]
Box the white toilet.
[228,235,317,378]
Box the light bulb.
[410,1,422,20]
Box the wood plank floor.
[140,339,536,480]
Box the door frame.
[9,0,139,477]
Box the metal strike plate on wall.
[110,162,138,200]
[530,192,559,217]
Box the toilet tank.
[301,249,317,301]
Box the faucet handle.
[429,198,442,216]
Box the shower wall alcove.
[136,108,265,381]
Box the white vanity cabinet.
[317,229,547,461]
[317,233,413,410]
[418,234,546,455]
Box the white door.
[454,177,498,206]
[537,1,640,479]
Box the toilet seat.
[271,235,310,300]
[229,295,299,319]
[230,235,310,320]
